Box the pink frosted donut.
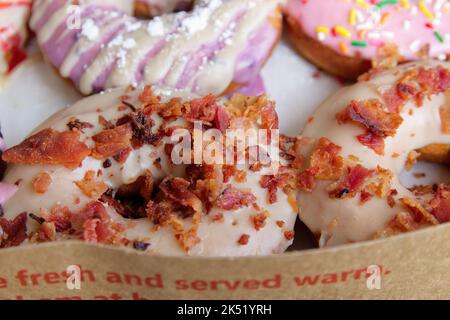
[30,0,282,95]
[284,0,450,79]
[1,87,298,255]
[0,0,31,75]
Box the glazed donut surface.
[1,87,298,256]
[296,61,450,247]
[30,0,282,95]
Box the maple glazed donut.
[284,0,450,80]
[0,0,31,75]
[30,0,283,95]
[0,87,298,255]
[296,61,450,247]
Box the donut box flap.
[0,223,448,300]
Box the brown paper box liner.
[0,223,449,300]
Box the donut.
[0,87,298,255]
[0,0,31,75]
[296,61,450,247]
[30,0,283,95]
[284,0,450,80]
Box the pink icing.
[285,0,450,60]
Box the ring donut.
[284,0,450,80]
[30,0,282,95]
[1,87,298,255]
[0,0,31,75]
[296,61,450,247]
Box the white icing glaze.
[2,87,297,256]
[298,61,450,246]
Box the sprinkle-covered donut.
[0,0,31,75]
[296,61,450,247]
[284,0,450,79]
[1,87,298,255]
[30,0,282,95]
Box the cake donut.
[30,0,283,96]
[0,87,298,255]
[0,0,31,75]
[284,0,450,80]
[296,61,450,247]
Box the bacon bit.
[40,206,73,232]
[367,166,393,198]
[211,213,224,223]
[117,171,154,204]
[329,165,374,198]
[260,174,290,204]
[237,234,250,245]
[222,165,236,183]
[139,85,160,105]
[67,119,94,132]
[175,228,201,252]
[276,220,285,228]
[439,104,450,134]
[82,218,111,243]
[284,230,295,240]
[297,167,319,192]
[113,147,132,164]
[251,212,268,231]
[310,138,343,180]
[359,190,373,204]
[400,197,439,225]
[32,222,56,243]
[2,129,90,169]
[430,185,450,223]
[260,102,279,130]
[356,132,385,155]
[76,201,110,224]
[337,100,403,137]
[372,43,401,70]
[92,124,132,160]
[234,170,247,183]
[159,177,201,212]
[98,115,115,129]
[216,186,256,211]
[32,172,52,194]
[75,170,108,199]
[185,94,218,123]
[214,106,230,133]
[405,150,420,171]
[386,189,398,208]
[0,212,27,248]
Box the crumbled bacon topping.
[216,186,256,211]
[429,185,450,223]
[2,129,90,169]
[185,94,218,123]
[67,119,94,133]
[0,212,27,248]
[32,172,52,194]
[329,165,375,199]
[237,234,250,245]
[251,212,268,231]
[337,99,403,155]
[309,138,343,180]
[259,174,290,204]
[284,230,295,241]
[92,124,132,160]
[75,170,108,199]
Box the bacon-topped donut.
[0,87,298,255]
[296,61,450,247]
[284,0,450,80]
[30,0,282,95]
[0,0,31,75]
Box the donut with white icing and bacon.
[0,0,31,75]
[30,0,282,95]
[296,61,450,247]
[284,0,450,80]
[0,87,298,255]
